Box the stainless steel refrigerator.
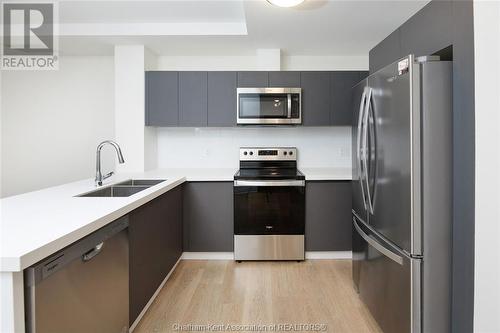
[351,55,452,333]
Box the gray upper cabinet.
[179,72,208,127]
[369,29,403,73]
[237,71,269,87]
[268,71,300,87]
[400,1,452,57]
[207,72,237,127]
[147,70,370,127]
[330,71,367,126]
[301,71,331,126]
[145,71,179,126]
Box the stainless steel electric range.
[233,147,305,261]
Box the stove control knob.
[283,151,287,155]
[289,151,294,155]
[243,151,248,155]
[249,151,254,156]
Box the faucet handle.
[103,171,114,180]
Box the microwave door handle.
[287,93,292,118]
[362,88,374,214]
[357,91,367,210]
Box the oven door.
[233,180,305,235]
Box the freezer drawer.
[24,217,129,333]
[352,216,421,333]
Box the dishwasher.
[24,216,129,333]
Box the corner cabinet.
[146,70,367,127]
[128,185,183,326]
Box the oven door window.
[239,94,288,119]
[234,185,305,235]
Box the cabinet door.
[369,29,402,73]
[129,186,183,325]
[145,71,178,126]
[400,1,452,58]
[183,182,233,251]
[301,71,331,126]
[208,72,237,126]
[330,71,367,126]
[305,181,352,251]
[179,72,208,126]
[268,71,300,87]
[237,71,268,87]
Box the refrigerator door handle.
[357,90,367,210]
[353,217,404,265]
[362,88,374,214]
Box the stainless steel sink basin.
[77,185,151,197]
[76,179,167,197]
[114,179,166,186]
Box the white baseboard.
[180,251,352,260]
[305,251,352,259]
[129,256,182,333]
[181,252,234,260]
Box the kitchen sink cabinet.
[183,182,233,252]
[208,72,237,127]
[330,71,368,126]
[305,181,352,251]
[128,185,183,326]
[179,71,208,127]
[145,71,179,126]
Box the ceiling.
[57,0,430,56]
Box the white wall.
[0,56,115,197]
[157,54,368,71]
[473,1,500,332]
[157,127,350,170]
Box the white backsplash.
[156,127,351,169]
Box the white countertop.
[0,167,350,272]
[300,167,352,181]
[0,172,185,272]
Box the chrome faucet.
[95,140,125,186]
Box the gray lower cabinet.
[179,72,208,126]
[183,182,233,251]
[145,71,179,126]
[208,72,237,126]
[301,71,331,126]
[305,181,352,251]
[330,71,368,126]
[268,71,301,87]
[128,185,183,326]
[237,71,269,87]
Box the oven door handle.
[234,180,305,187]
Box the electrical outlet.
[340,147,349,158]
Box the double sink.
[77,179,166,197]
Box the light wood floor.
[134,260,382,333]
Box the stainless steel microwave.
[236,88,302,125]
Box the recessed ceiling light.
[267,0,305,8]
